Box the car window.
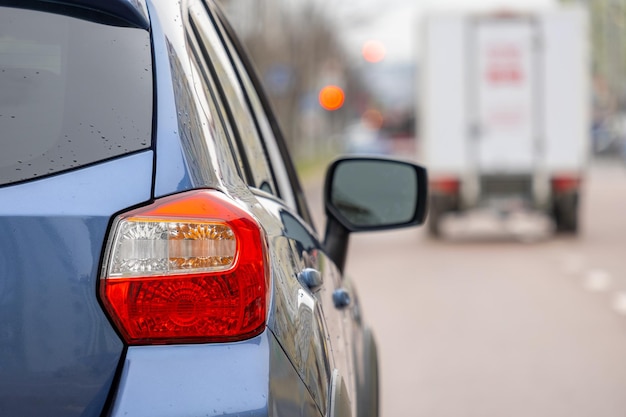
[188,1,277,195]
[0,5,152,187]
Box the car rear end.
[0,2,153,415]
[1,2,326,417]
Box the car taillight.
[99,189,269,345]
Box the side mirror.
[323,157,428,271]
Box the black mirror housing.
[325,157,428,231]
[323,156,428,271]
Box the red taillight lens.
[551,175,581,193]
[99,190,269,345]
[430,177,460,195]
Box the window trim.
[203,3,298,211]
[207,1,316,228]
[188,1,278,196]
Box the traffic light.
[318,85,345,111]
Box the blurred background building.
[218,0,626,164]
[217,0,358,162]
[217,0,416,165]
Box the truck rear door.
[471,17,539,174]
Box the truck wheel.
[428,203,442,237]
[428,194,454,238]
[553,192,579,234]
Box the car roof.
[40,0,149,29]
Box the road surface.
[304,158,626,417]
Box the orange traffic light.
[318,85,345,111]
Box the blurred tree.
[564,0,626,113]
[217,0,367,161]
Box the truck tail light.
[99,190,269,345]
[430,177,460,195]
[551,175,581,193]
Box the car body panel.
[108,331,321,417]
[149,0,246,197]
[254,194,332,411]
[134,3,359,413]
[0,151,153,416]
[149,0,196,196]
[132,1,359,415]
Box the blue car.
[0,1,428,416]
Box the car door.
[189,2,358,415]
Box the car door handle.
[332,288,351,309]
[298,268,323,291]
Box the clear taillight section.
[108,220,236,277]
[99,190,269,345]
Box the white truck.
[419,7,589,236]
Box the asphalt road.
[304,157,626,417]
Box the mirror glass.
[330,160,418,228]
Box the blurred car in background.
[0,1,428,416]
[592,113,626,158]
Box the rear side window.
[0,5,152,186]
